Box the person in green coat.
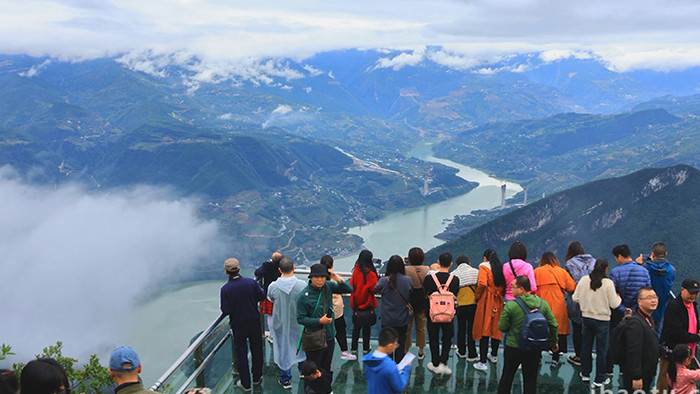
[497,275,558,394]
[297,263,353,381]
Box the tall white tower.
[500,183,506,209]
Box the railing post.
[194,343,205,388]
[230,328,237,376]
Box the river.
[124,142,522,384]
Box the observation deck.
[149,269,631,393]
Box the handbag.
[300,287,328,352]
[352,308,377,326]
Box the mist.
[0,168,227,366]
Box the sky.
[1,0,699,72]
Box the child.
[301,360,333,394]
[668,344,700,394]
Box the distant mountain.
[435,107,700,197]
[426,164,700,291]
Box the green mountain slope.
[435,108,699,197]
[427,164,700,290]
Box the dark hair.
[612,244,631,259]
[589,259,608,291]
[564,241,585,261]
[20,358,69,394]
[378,326,399,347]
[668,344,692,385]
[484,249,506,288]
[539,252,560,267]
[0,369,18,394]
[438,252,452,268]
[652,242,667,258]
[508,241,527,261]
[356,249,376,277]
[514,275,531,292]
[279,257,294,274]
[386,255,406,289]
[455,254,470,266]
[300,360,319,377]
[320,255,334,269]
[637,286,655,300]
[407,247,424,266]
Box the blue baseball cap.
[109,346,141,371]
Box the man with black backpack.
[497,275,558,394]
[620,287,661,393]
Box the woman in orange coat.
[472,249,506,371]
[533,251,576,367]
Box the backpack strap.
[514,297,542,313]
[509,261,517,277]
[431,273,454,294]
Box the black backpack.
[609,315,632,365]
[514,298,550,351]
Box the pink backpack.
[428,273,456,323]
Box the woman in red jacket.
[350,249,378,354]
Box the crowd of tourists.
[7,240,697,394]
[217,240,699,394]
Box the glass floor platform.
[217,340,633,393]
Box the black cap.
[682,279,700,294]
[308,263,330,279]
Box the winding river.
[124,142,522,384]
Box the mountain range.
[426,164,700,292]
[3,49,700,269]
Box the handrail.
[151,268,360,391]
[150,313,227,391]
[173,329,233,394]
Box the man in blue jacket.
[607,244,651,374]
[362,327,412,394]
[636,242,675,333]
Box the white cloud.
[272,104,293,115]
[0,0,699,71]
[373,48,426,71]
[0,168,226,362]
[18,59,52,78]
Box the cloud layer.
[0,168,226,362]
[1,0,699,72]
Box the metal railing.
[150,269,356,393]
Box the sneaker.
[363,348,372,354]
[550,359,563,368]
[278,379,292,389]
[579,372,590,382]
[427,362,440,374]
[487,353,498,364]
[437,363,452,375]
[236,381,251,392]
[567,355,581,366]
[455,350,467,359]
[473,362,488,371]
[467,355,480,362]
[591,378,611,388]
[340,351,357,361]
[252,378,262,386]
[417,351,425,360]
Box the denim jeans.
[581,317,610,384]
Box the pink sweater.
[503,259,537,301]
[671,364,700,394]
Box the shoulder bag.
[301,286,328,352]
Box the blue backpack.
[514,298,550,351]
